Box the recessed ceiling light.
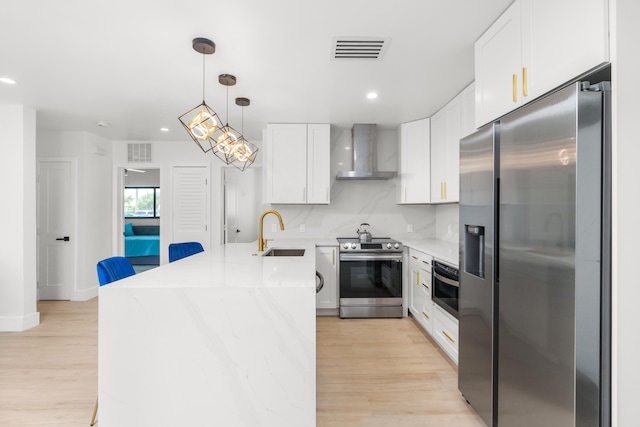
[97,121,111,127]
[160,127,169,132]
[366,92,378,100]
[0,77,16,85]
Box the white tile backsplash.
[434,204,459,244]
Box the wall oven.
[432,260,459,319]
[337,238,403,318]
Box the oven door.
[432,267,459,319]
[339,253,403,299]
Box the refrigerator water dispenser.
[464,225,484,278]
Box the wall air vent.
[331,37,390,60]
[127,143,152,162]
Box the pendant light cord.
[202,53,205,102]
[225,84,229,126]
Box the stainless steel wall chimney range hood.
[335,124,397,180]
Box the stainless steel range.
[337,237,403,318]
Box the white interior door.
[172,166,210,249]
[37,159,75,300]
[224,167,260,244]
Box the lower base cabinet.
[407,248,459,364]
[316,246,338,311]
[432,305,459,364]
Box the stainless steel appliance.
[431,260,459,319]
[338,237,403,318]
[458,81,611,426]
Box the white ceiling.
[0,0,512,143]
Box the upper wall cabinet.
[430,83,475,204]
[475,0,608,127]
[264,123,330,204]
[398,118,431,204]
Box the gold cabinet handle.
[442,330,455,343]
[422,311,430,319]
[512,74,518,102]
[523,67,528,97]
[422,282,430,290]
[412,255,418,260]
[417,271,421,285]
[422,260,430,265]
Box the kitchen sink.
[261,248,306,257]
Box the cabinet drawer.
[433,305,459,364]
[409,249,432,270]
[418,300,434,335]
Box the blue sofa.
[124,224,160,265]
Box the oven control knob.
[386,243,392,249]
[343,243,350,250]
[394,243,400,249]
[351,243,357,249]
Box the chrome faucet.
[258,209,285,252]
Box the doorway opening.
[118,166,161,273]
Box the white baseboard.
[0,311,40,332]
[72,286,98,301]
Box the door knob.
[56,236,70,241]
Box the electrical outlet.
[271,224,277,232]
[407,224,414,233]
[300,224,306,233]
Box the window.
[124,187,161,218]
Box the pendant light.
[211,74,242,164]
[230,97,259,171]
[178,38,222,153]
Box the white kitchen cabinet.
[475,0,608,128]
[315,246,338,311]
[459,82,476,139]
[475,1,525,127]
[265,123,330,204]
[398,118,430,204]
[408,249,433,334]
[430,95,460,204]
[433,304,459,365]
[430,82,474,204]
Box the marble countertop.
[106,241,317,289]
[401,238,459,266]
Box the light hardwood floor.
[0,300,484,426]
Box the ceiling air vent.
[331,37,390,60]
[127,143,152,163]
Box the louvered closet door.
[172,166,210,250]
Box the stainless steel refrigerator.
[458,81,611,427]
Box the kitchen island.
[98,242,317,427]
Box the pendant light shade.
[178,38,222,153]
[211,74,241,165]
[230,97,259,171]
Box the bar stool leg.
[90,397,98,425]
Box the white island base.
[99,243,316,427]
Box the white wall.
[37,130,112,300]
[112,138,254,252]
[0,106,39,331]
[261,127,436,241]
[112,128,436,250]
[611,0,640,424]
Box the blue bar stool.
[168,242,204,262]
